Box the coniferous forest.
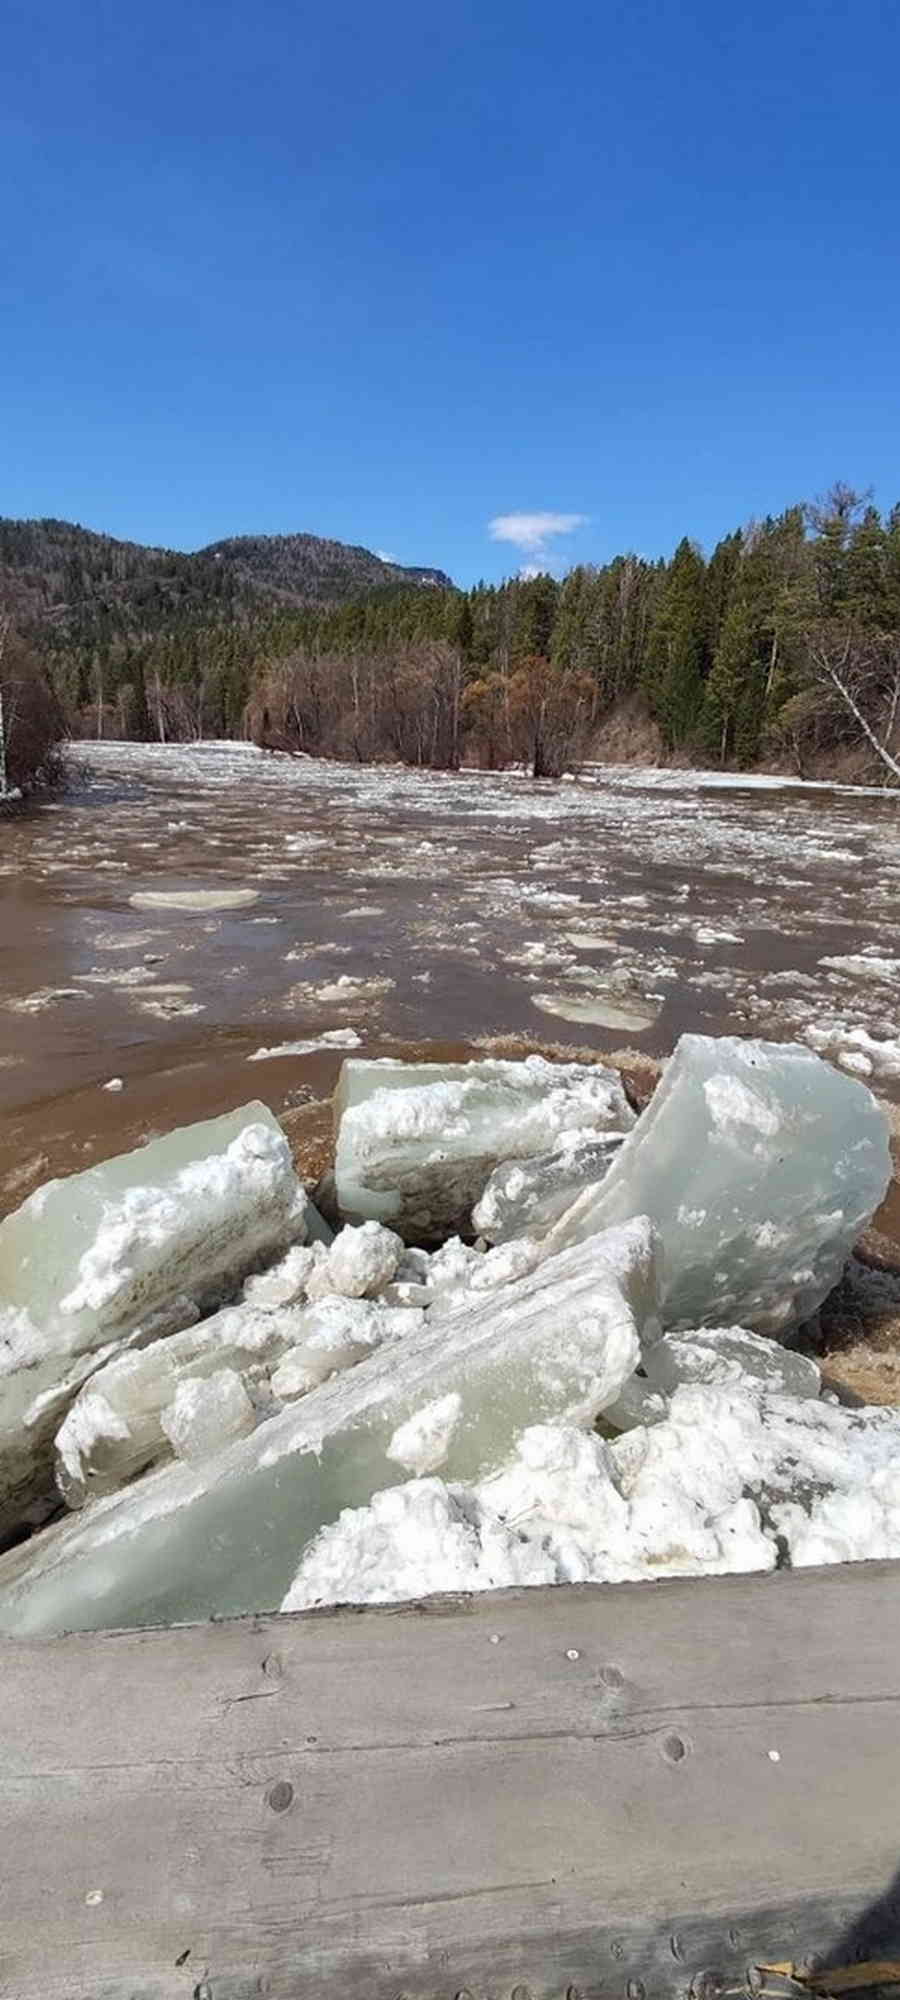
[3,484,900,786]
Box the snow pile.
[0,1037,895,1635]
[284,1388,900,1608]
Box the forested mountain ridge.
[0,517,452,723]
[194,532,450,602]
[3,489,900,782]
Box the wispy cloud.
[375,548,398,564]
[488,510,588,572]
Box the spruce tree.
[644,538,709,748]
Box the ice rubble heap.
[0,1035,892,1638]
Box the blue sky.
[3,0,900,585]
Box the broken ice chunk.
[305,1222,404,1300]
[241,1244,320,1309]
[644,1326,821,1400]
[598,1373,670,1434]
[160,1369,255,1461]
[546,1035,891,1334]
[0,1103,317,1370]
[0,1218,657,1636]
[0,1294,204,1547]
[333,1055,635,1240]
[386,1393,463,1475]
[472,1131,623,1243]
[425,1235,544,1320]
[53,1301,300,1506]
[268,1295,421,1400]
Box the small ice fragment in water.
[129,888,260,911]
[531,990,661,1031]
[248,1029,362,1062]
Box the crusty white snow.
[282,1385,900,1609]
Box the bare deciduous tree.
[0,619,65,794]
[803,622,900,784]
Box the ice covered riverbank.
[0,1036,896,1638]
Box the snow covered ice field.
[1,738,899,1218]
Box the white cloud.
[488,511,588,567]
[375,548,398,564]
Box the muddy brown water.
[1,741,899,1219]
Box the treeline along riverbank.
[3,485,900,784]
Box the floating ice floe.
[805,1020,900,1081]
[0,1219,657,1636]
[247,1028,363,1061]
[129,887,260,911]
[334,1055,635,1240]
[531,989,660,1031]
[546,1034,891,1334]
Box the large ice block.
[0,1295,199,1548]
[0,1218,658,1637]
[333,1055,635,1240]
[0,1103,316,1369]
[546,1036,891,1334]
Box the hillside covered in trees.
[3,489,900,782]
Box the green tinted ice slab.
[546,1035,891,1334]
[0,1102,312,1369]
[334,1055,635,1241]
[0,1218,657,1637]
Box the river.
[2,741,899,1216]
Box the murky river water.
[1,741,898,1216]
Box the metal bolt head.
[266,1779,294,1813]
